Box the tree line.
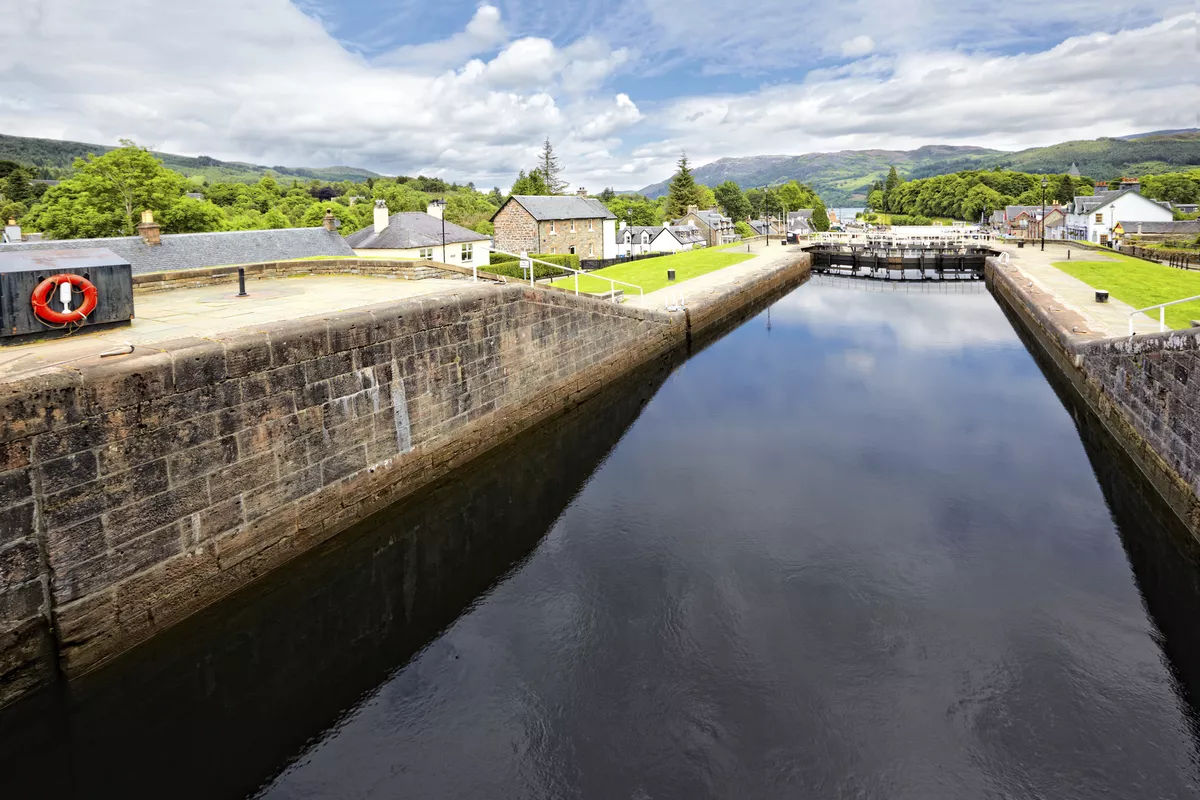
[869,165,1200,222]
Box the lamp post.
[1040,176,1048,252]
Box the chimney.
[1095,181,1107,190]
[619,220,626,230]
[1138,222,1143,235]
[426,199,445,220]
[663,221,669,228]
[1120,177,1140,193]
[373,200,389,233]
[323,209,338,232]
[686,205,698,214]
[3,218,20,244]
[137,209,161,245]
[576,187,588,197]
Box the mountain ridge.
[638,130,1200,205]
[0,133,383,184]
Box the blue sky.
[1,1,1196,190]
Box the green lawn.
[1053,251,1200,328]
[550,248,755,295]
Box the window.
[641,232,649,244]
[570,220,576,232]
[549,221,557,234]
[461,243,473,262]
[588,242,594,256]
[588,220,594,231]
[549,246,556,254]
[419,247,433,260]
[569,245,576,255]
[1095,213,1104,223]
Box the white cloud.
[575,94,643,140]
[0,1,1195,193]
[629,13,1198,184]
[0,0,633,189]
[376,5,507,70]
[840,34,875,57]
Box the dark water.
[2,276,1199,799]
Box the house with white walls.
[1065,186,1173,245]
[614,223,705,256]
[345,200,491,269]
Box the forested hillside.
[639,131,1200,206]
[0,133,383,184]
[865,164,1200,223]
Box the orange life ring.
[31,273,99,325]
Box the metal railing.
[489,249,643,303]
[1129,294,1200,335]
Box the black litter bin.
[667,269,676,281]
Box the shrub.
[485,252,579,277]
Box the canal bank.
[986,253,1200,543]
[0,249,811,707]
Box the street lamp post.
[1040,176,1048,252]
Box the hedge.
[486,252,581,278]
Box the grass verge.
[1053,251,1200,329]
[550,248,755,295]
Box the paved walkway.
[627,240,808,311]
[993,242,1157,338]
[0,274,471,382]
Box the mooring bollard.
[237,267,248,297]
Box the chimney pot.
[137,209,161,245]
[576,187,587,197]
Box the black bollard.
[237,267,248,297]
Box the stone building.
[672,206,737,247]
[491,192,617,259]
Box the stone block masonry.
[0,248,812,707]
[986,256,1200,543]
[0,283,683,706]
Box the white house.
[1065,187,1173,245]
[614,222,705,256]
[345,200,491,269]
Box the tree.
[665,152,701,220]
[3,168,33,204]
[713,180,752,220]
[539,138,566,194]
[160,196,227,233]
[883,165,902,210]
[734,220,755,237]
[24,141,189,239]
[605,195,660,226]
[510,168,551,196]
[260,208,290,230]
[695,184,717,210]
[487,186,504,206]
[811,201,830,232]
[598,187,616,203]
[867,189,885,211]
[444,190,498,232]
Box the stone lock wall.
[986,256,1200,540]
[492,203,539,256]
[0,283,681,705]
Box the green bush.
[490,251,517,265]
[485,252,580,278]
[889,214,933,226]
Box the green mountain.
[639,131,1200,206]
[0,133,383,184]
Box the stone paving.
[627,240,809,311]
[992,241,1157,338]
[0,274,473,382]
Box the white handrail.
[489,248,644,303]
[1128,294,1200,335]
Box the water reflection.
[259,280,1198,799]
[0,353,677,800]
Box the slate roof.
[666,225,706,244]
[344,212,488,249]
[788,210,814,225]
[675,209,732,228]
[1125,220,1200,235]
[500,195,616,221]
[1070,188,1172,215]
[0,227,352,275]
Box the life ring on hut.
[31,273,99,325]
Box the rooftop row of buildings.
[0,190,824,274]
[988,178,1199,245]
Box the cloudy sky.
[1,1,1195,190]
